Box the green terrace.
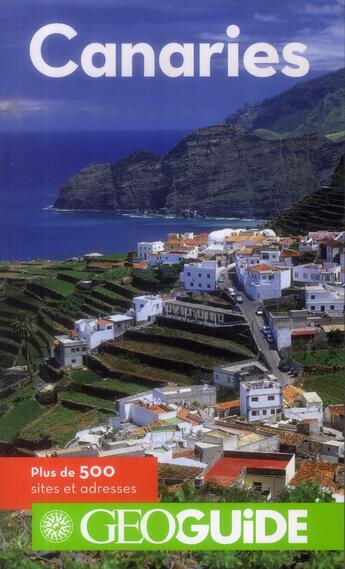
[302,372,344,407]
[70,369,147,397]
[0,257,148,372]
[129,325,255,359]
[291,348,345,408]
[292,348,345,369]
[19,404,109,447]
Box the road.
[221,271,292,385]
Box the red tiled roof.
[70,329,79,337]
[281,249,300,257]
[291,329,317,337]
[290,461,339,491]
[216,400,240,410]
[249,264,276,273]
[98,319,111,325]
[205,456,289,487]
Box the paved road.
[220,271,292,385]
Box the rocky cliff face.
[54,126,344,217]
[225,67,345,137]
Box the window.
[107,325,112,330]
[71,348,76,353]
[311,306,315,310]
[263,410,267,415]
[198,283,202,288]
[187,272,191,277]
[276,408,281,413]
[71,359,76,363]
[207,274,211,279]
[268,395,274,401]
[207,284,211,289]
[198,273,202,277]
[330,305,335,310]
[253,482,262,491]
[76,348,80,352]
[190,282,194,287]
[251,411,258,416]
[262,253,269,260]
[271,409,275,414]
[269,275,274,280]
[251,397,259,402]
[310,295,315,300]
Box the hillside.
[271,154,345,234]
[54,126,344,218]
[225,67,345,138]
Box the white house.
[305,285,345,316]
[75,315,132,349]
[236,247,282,285]
[51,333,87,368]
[244,264,291,300]
[137,241,165,260]
[213,359,268,389]
[148,247,199,267]
[130,295,163,323]
[240,378,283,423]
[293,262,340,285]
[180,260,225,292]
[284,392,323,425]
[268,310,321,350]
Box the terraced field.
[19,404,109,447]
[94,321,256,388]
[272,186,345,234]
[0,258,139,372]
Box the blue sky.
[0,0,344,131]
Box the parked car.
[278,360,290,372]
[255,307,264,316]
[261,325,271,335]
[266,334,275,344]
[226,287,235,294]
[236,295,244,304]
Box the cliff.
[272,154,345,234]
[54,126,344,218]
[225,67,345,138]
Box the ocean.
[0,130,262,261]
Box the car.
[236,295,244,303]
[266,334,275,343]
[261,325,271,334]
[227,287,235,294]
[255,307,264,316]
[278,360,290,372]
[234,304,241,312]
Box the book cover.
[0,1,344,567]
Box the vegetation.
[20,404,109,446]
[13,313,39,380]
[0,399,44,442]
[293,348,345,368]
[302,372,344,407]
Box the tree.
[278,481,335,503]
[13,313,38,381]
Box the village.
[0,225,344,501]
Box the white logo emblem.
[40,510,73,543]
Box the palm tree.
[13,313,38,381]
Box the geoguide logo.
[40,510,74,543]
[32,503,344,551]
